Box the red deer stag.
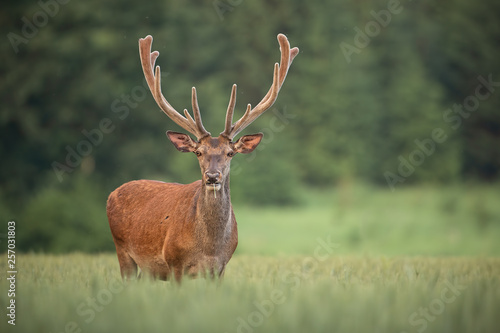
[107,34,299,281]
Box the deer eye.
[195,151,202,157]
[227,152,235,157]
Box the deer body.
[107,179,237,280]
[107,34,298,281]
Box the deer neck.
[194,177,232,253]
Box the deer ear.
[166,131,197,152]
[233,133,263,154]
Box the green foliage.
[17,175,114,253]
[231,139,300,206]
[1,0,499,252]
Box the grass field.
[1,184,500,332]
[1,254,499,333]
[235,183,500,256]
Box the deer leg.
[218,264,226,280]
[116,248,138,280]
[218,267,226,278]
[173,267,183,284]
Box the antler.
[221,34,299,139]
[139,35,210,140]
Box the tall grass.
[1,254,499,333]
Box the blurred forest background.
[0,0,499,253]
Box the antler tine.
[191,87,210,137]
[139,36,157,95]
[254,34,299,112]
[139,35,210,140]
[221,84,237,138]
[255,34,291,106]
[224,34,299,139]
[246,62,280,120]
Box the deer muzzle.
[205,171,222,191]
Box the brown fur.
[107,179,238,281]
[106,134,262,282]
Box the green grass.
[1,254,499,333]
[235,183,500,256]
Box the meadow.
[1,184,500,333]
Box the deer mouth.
[205,182,222,191]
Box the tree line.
[0,0,498,251]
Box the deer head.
[138,34,299,194]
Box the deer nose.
[205,172,221,183]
